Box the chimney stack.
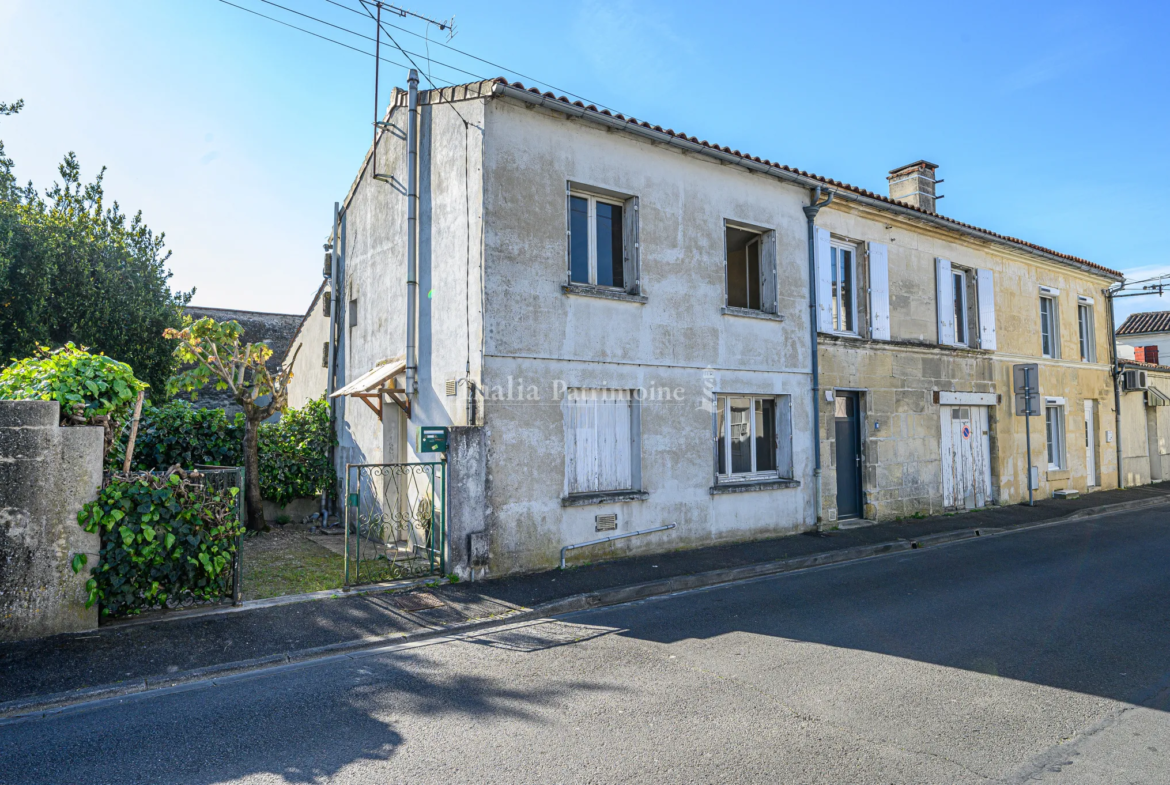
[887,160,940,213]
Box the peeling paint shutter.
[936,257,955,345]
[761,231,778,314]
[623,196,639,294]
[976,268,997,351]
[868,242,890,340]
[565,183,572,285]
[815,227,832,331]
[564,389,633,494]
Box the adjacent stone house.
[1116,311,1170,365]
[283,281,332,409]
[326,76,1124,578]
[1116,358,1170,486]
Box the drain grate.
[390,592,445,612]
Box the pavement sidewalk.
[4,482,1169,717]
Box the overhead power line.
[213,0,433,76]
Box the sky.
[1,0,1167,325]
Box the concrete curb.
[4,496,1167,723]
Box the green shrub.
[110,396,335,505]
[258,397,336,505]
[77,470,243,616]
[0,342,146,422]
[114,400,245,471]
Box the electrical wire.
[252,0,486,82]
[318,0,618,111]
[212,0,428,76]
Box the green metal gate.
[192,465,245,605]
[344,462,445,586]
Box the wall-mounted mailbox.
[417,426,449,453]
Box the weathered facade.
[283,281,332,410]
[816,188,1122,522]
[1116,311,1170,365]
[1117,361,1170,486]
[326,76,1124,578]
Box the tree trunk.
[243,413,268,531]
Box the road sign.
[1013,363,1041,416]
[961,424,971,440]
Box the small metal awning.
[331,356,409,419]
[1147,386,1170,407]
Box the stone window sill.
[709,478,801,496]
[721,306,784,323]
[561,490,649,507]
[1046,469,1071,481]
[563,284,647,304]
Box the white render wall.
[479,97,815,576]
[285,283,331,411]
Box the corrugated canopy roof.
[331,356,406,398]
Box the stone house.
[326,75,1124,578]
[1116,358,1170,486]
[814,161,1123,523]
[283,280,332,409]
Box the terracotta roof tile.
[1117,311,1170,335]
[486,77,1122,279]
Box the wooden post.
[122,389,146,474]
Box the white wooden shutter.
[815,227,832,331]
[976,268,997,351]
[760,231,778,314]
[622,196,639,294]
[565,183,573,284]
[936,257,955,345]
[563,389,632,494]
[868,242,890,340]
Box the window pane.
[831,247,840,330]
[1040,299,1052,356]
[1046,408,1056,465]
[841,249,854,332]
[747,239,761,311]
[595,201,623,288]
[570,196,589,284]
[953,272,965,344]
[716,396,726,475]
[1079,306,1089,360]
[755,399,776,472]
[729,397,752,474]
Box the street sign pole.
[1023,367,1034,507]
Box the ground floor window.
[563,388,637,495]
[715,394,792,482]
[1045,405,1066,470]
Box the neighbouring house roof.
[1117,311,1170,336]
[374,78,1120,280]
[180,306,303,413]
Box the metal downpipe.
[804,187,834,525]
[405,69,419,396]
[1107,288,1124,489]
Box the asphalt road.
[3,508,1169,784]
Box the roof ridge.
[463,77,1122,280]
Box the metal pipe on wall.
[405,68,419,396]
[325,201,341,518]
[1107,288,1124,489]
[803,187,834,525]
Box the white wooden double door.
[940,405,992,510]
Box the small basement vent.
[445,379,458,397]
[595,513,617,532]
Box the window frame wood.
[830,241,858,335]
[714,393,791,484]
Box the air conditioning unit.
[1124,369,1148,391]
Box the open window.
[1078,297,1097,362]
[815,230,891,340]
[567,185,639,294]
[724,224,777,314]
[714,394,793,483]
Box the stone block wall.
[0,400,103,642]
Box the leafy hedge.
[77,470,243,616]
[111,397,335,505]
[0,342,145,422]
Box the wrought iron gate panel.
[192,465,244,605]
[344,462,445,585]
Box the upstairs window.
[1040,294,1059,358]
[567,186,640,294]
[830,243,856,333]
[1078,301,1096,362]
[952,269,969,345]
[725,224,777,313]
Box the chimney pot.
[887,160,940,213]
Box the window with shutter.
[868,242,890,341]
[714,393,793,482]
[724,224,778,314]
[563,388,637,495]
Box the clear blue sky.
[2,0,1167,324]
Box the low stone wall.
[0,401,103,642]
[447,426,487,580]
